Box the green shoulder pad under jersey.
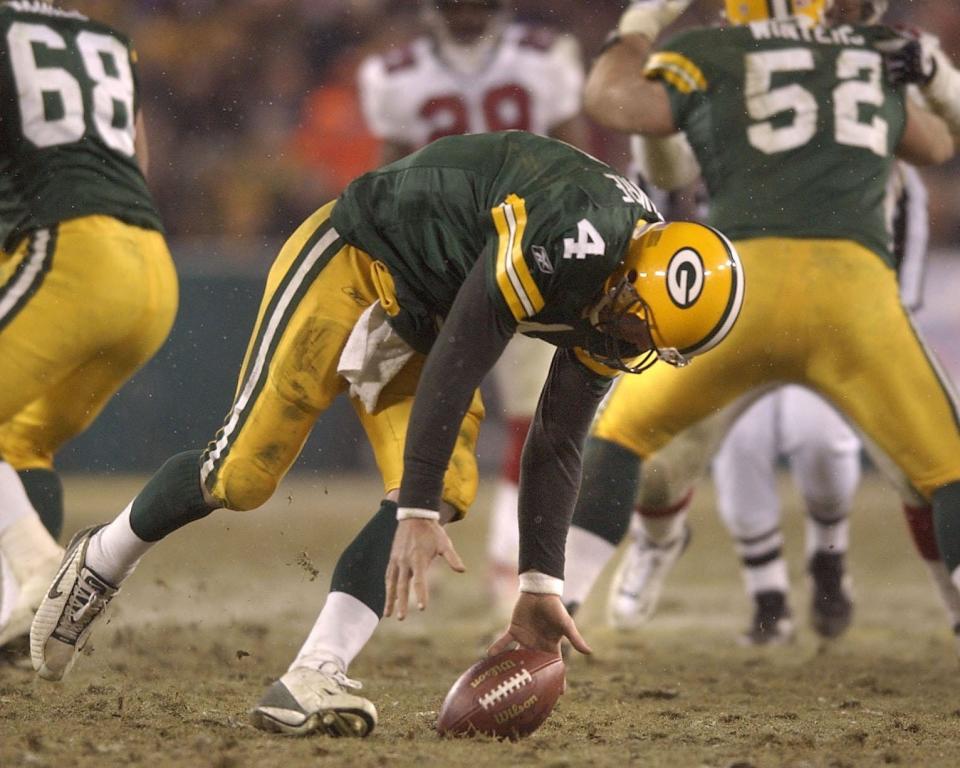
[645,21,906,264]
[331,131,662,352]
[0,2,162,249]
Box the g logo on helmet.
[666,248,705,308]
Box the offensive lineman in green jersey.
[561,0,960,650]
[31,131,745,736]
[0,3,176,651]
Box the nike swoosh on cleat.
[47,540,82,599]
[47,561,71,600]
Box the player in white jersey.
[358,0,587,613]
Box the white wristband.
[618,0,690,41]
[396,506,440,521]
[518,570,564,596]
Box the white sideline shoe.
[250,663,378,737]
[0,547,64,648]
[30,525,118,681]
[608,524,691,630]
[0,515,65,650]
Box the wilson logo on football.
[469,658,517,688]
[666,248,705,308]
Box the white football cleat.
[250,663,378,737]
[30,525,118,681]
[608,524,691,630]
[0,516,65,649]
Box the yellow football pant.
[200,202,483,514]
[595,238,960,499]
[0,216,177,470]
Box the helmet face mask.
[724,0,834,25]
[588,221,745,374]
[589,276,663,374]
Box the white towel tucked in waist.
[337,300,416,413]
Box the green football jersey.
[646,20,906,264]
[332,131,662,352]
[0,2,162,249]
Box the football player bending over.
[30,131,744,737]
[561,0,960,653]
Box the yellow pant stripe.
[0,228,55,333]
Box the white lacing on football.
[477,669,533,711]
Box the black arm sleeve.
[518,348,613,579]
[398,259,514,511]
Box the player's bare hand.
[384,518,464,620]
[488,593,591,658]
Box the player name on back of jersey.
[750,20,866,47]
[4,1,86,20]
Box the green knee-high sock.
[329,500,399,617]
[933,481,960,577]
[18,468,63,540]
[570,437,643,546]
[129,450,213,542]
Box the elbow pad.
[630,132,701,190]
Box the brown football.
[436,648,565,740]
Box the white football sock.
[84,502,153,585]
[926,560,960,627]
[0,462,35,535]
[0,511,62,581]
[0,553,18,628]
[486,480,519,567]
[805,516,849,558]
[562,526,617,608]
[640,509,687,547]
[742,557,790,596]
[290,591,379,674]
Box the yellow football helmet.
[590,221,745,374]
[724,0,832,25]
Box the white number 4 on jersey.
[563,219,605,260]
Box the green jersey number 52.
[745,48,887,157]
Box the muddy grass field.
[2,473,959,768]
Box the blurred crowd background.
[69,0,960,253]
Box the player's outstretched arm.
[584,2,692,136]
[633,132,701,190]
[896,98,955,166]
[498,349,612,654]
[882,28,960,142]
[584,32,676,136]
[385,259,514,619]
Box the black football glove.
[877,26,938,87]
